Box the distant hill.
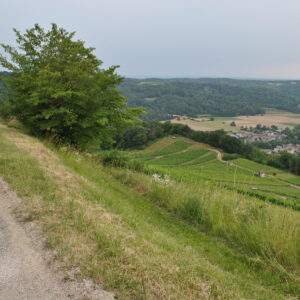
[120,78,300,120]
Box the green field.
[213,116,240,121]
[281,122,298,127]
[130,136,300,210]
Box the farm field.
[130,136,300,210]
[170,109,300,132]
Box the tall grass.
[110,168,300,280]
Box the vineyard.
[130,136,300,210]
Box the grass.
[135,137,300,210]
[150,140,191,156]
[183,119,240,132]
[111,168,300,272]
[182,152,216,166]
[213,117,240,121]
[0,125,300,299]
[149,149,208,166]
[281,122,298,127]
[233,158,300,186]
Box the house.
[255,170,266,177]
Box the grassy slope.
[135,137,300,210]
[0,125,299,299]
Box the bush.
[99,151,146,173]
[99,151,129,168]
[223,153,241,161]
[0,100,12,120]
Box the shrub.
[223,153,241,161]
[99,151,129,168]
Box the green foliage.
[223,153,242,160]
[120,78,300,121]
[114,121,193,149]
[0,24,143,148]
[0,99,12,120]
[99,150,129,168]
[99,150,145,172]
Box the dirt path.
[211,149,224,162]
[0,177,115,300]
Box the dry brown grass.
[233,113,300,129]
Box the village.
[228,130,300,155]
[272,144,300,154]
[228,130,287,143]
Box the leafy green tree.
[0,24,143,148]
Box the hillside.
[120,78,300,120]
[0,124,299,299]
[131,136,300,210]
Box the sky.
[1,0,300,79]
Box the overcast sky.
[1,0,300,79]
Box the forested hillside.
[120,78,300,120]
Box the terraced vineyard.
[131,136,300,210]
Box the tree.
[0,24,143,149]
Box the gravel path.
[0,178,115,300]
